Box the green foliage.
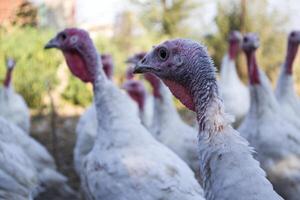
[0,27,60,108]
[132,0,197,37]
[62,76,93,107]
[204,0,287,81]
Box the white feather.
[0,87,30,133]
[219,55,250,127]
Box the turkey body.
[0,117,39,200]
[275,66,300,130]
[0,116,76,199]
[0,87,30,133]
[239,70,300,200]
[81,80,205,200]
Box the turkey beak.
[44,38,60,49]
[133,63,154,74]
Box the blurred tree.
[12,1,38,27]
[205,0,288,82]
[132,0,197,37]
[0,27,60,108]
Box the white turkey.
[275,30,300,129]
[45,28,205,200]
[0,117,40,200]
[73,53,114,175]
[0,57,30,133]
[144,72,198,172]
[0,115,76,199]
[134,38,282,200]
[219,31,250,127]
[126,52,154,129]
[238,33,300,200]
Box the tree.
[132,0,197,37]
[205,0,288,81]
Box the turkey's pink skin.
[4,68,12,88]
[64,51,92,82]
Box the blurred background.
[0,0,299,189]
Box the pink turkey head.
[45,28,99,83]
[242,33,260,85]
[228,30,242,60]
[285,30,300,74]
[101,54,114,80]
[144,73,162,99]
[122,79,146,111]
[133,39,215,111]
[6,57,16,70]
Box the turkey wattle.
[73,53,113,175]
[144,72,199,172]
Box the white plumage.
[0,116,76,199]
[74,103,97,174]
[0,58,30,133]
[82,79,205,200]
[219,31,250,127]
[239,33,300,200]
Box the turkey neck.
[284,40,299,75]
[244,50,279,117]
[275,42,299,101]
[228,40,239,60]
[245,50,260,85]
[3,68,13,88]
[89,54,141,147]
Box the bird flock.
[0,27,300,200]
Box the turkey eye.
[243,37,248,43]
[158,48,168,61]
[291,32,296,37]
[60,33,67,41]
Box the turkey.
[238,33,300,200]
[45,28,205,200]
[275,30,300,129]
[0,117,77,199]
[0,57,30,133]
[0,117,40,200]
[219,31,250,127]
[74,53,113,175]
[126,52,154,129]
[134,38,282,200]
[122,79,150,127]
[144,72,199,172]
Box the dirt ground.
[30,114,82,191]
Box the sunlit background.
[0,0,299,189]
